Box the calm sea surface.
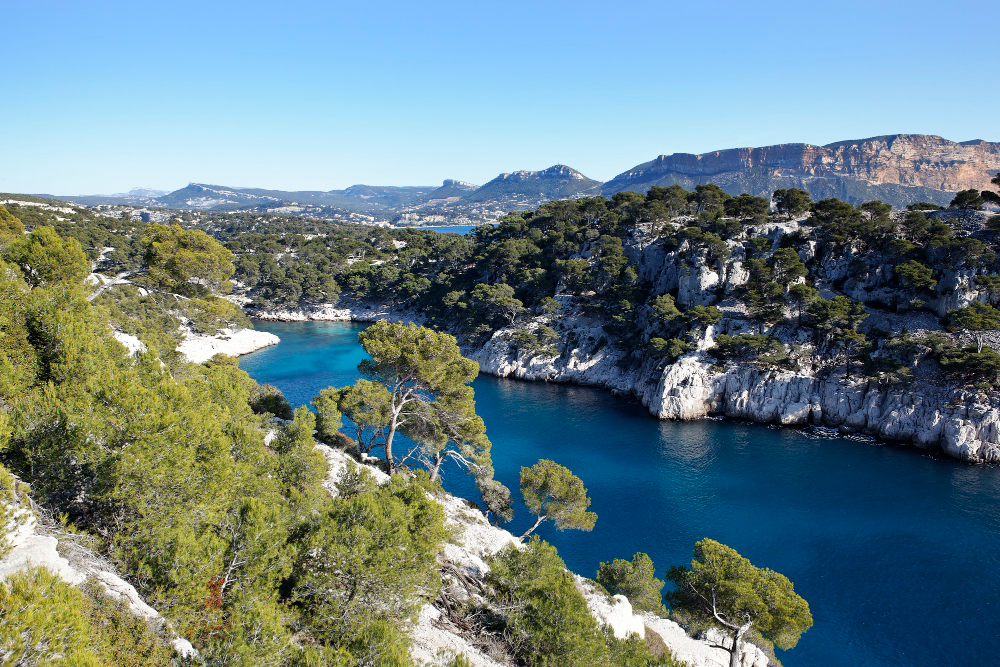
[239,320,1000,667]
[396,225,478,235]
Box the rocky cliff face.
[461,213,1000,464]
[603,135,1000,207]
[466,315,1000,463]
[314,445,768,667]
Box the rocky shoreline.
[246,302,1000,464]
[314,445,768,667]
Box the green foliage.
[0,205,25,251]
[745,282,787,328]
[788,283,819,322]
[686,305,722,328]
[355,320,493,484]
[311,385,345,444]
[509,324,560,357]
[950,189,984,210]
[709,334,787,367]
[807,198,884,245]
[142,223,236,296]
[939,346,1000,386]
[982,173,1000,207]
[476,475,515,524]
[603,627,684,667]
[974,274,1000,295]
[325,378,392,454]
[82,579,175,666]
[895,260,937,293]
[649,294,682,327]
[519,459,597,538]
[771,248,807,285]
[690,184,731,215]
[487,537,608,666]
[250,383,293,419]
[806,296,868,339]
[7,225,89,287]
[647,337,692,362]
[723,194,769,221]
[772,188,812,218]
[291,473,447,654]
[597,552,666,614]
[179,295,250,334]
[947,302,1000,353]
[469,282,525,327]
[667,539,812,662]
[0,566,172,666]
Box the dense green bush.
[597,552,666,614]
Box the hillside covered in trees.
[3,172,998,662]
[211,177,1000,459]
[2,198,813,667]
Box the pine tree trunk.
[429,452,444,482]
[728,621,752,667]
[384,423,396,474]
[519,514,547,540]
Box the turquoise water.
[398,225,478,235]
[239,320,1000,667]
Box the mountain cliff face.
[603,135,1000,206]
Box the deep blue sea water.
[239,320,1000,667]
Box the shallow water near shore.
[239,319,1000,667]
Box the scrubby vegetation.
[0,206,454,664]
[186,173,1000,393]
[6,202,802,666]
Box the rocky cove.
[243,298,1000,464]
[238,318,1000,667]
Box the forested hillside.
[231,180,1000,389]
[1,201,731,666]
[3,170,996,663]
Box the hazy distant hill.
[152,183,438,212]
[425,179,478,200]
[602,134,1000,207]
[462,165,601,205]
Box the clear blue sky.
[2,0,997,194]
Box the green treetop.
[597,551,666,614]
[950,189,984,210]
[519,459,597,540]
[8,226,89,287]
[141,223,236,296]
[948,302,1000,353]
[723,194,769,221]
[981,173,1000,208]
[772,188,812,219]
[667,539,812,667]
[0,205,24,252]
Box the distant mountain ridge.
[462,165,601,205]
[48,134,1000,223]
[602,134,1000,207]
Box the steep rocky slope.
[0,476,195,658]
[603,134,1000,206]
[247,207,1000,464]
[315,445,768,667]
